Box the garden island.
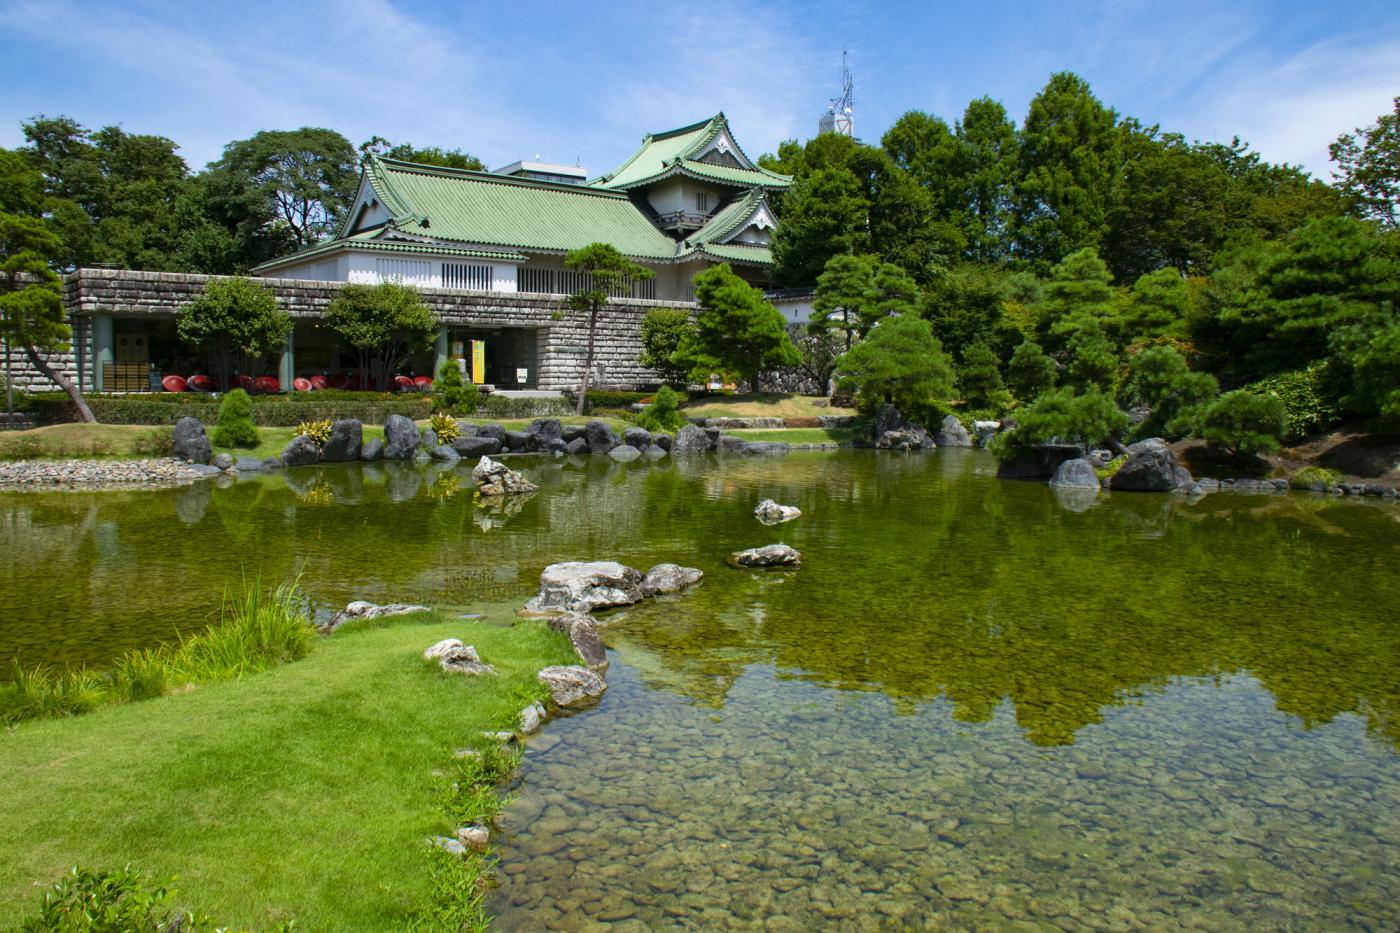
[0,65,1397,931]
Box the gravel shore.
[0,458,212,490]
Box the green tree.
[358,136,485,171]
[956,97,1021,261]
[991,387,1128,462]
[564,243,654,414]
[638,307,695,386]
[637,384,684,433]
[958,341,1007,409]
[210,128,358,249]
[1343,321,1400,426]
[921,263,1017,357]
[835,314,955,421]
[1015,72,1120,266]
[674,263,798,391]
[1005,339,1058,400]
[434,357,478,414]
[1120,346,1219,438]
[1041,247,1120,347]
[1065,323,1120,392]
[324,282,438,391]
[1329,97,1399,229]
[0,212,95,421]
[1187,390,1287,455]
[811,253,876,349]
[211,388,259,448]
[1120,267,1192,343]
[177,277,291,388]
[771,167,870,285]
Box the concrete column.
[92,314,114,392]
[433,328,449,379]
[278,332,295,392]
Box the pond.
[2,450,1398,929]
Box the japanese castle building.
[252,114,790,302]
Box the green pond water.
[2,450,1398,929]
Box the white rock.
[754,499,802,524]
[538,665,607,709]
[423,638,466,661]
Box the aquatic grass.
[106,649,170,703]
[0,662,106,723]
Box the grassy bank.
[681,393,857,420]
[0,608,576,929]
[730,427,856,445]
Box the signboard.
[470,340,486,385]
[515,368,529,385]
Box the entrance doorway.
[450,328,539,389]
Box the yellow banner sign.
[470,340,486,385]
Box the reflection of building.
[15,115,794,396]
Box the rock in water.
[528,418,563,442]
[359,438,385,462]
[538,665,607,709]
[754,499,802,523]
[1110,447,1193,492]
[642,563,704,596]
[382,414,420,460]
[996,443,1086,480]
[728,544,802,568]
[322,600,431,634]
[472,455,538,496]
[455,825,490,853]
[546,612,609,671]
[280,434,321,467]
[585,419,621,453]
[172,416,212,464]
[876,429,931,451]
[321,419,363,462]
[672,424,713,453]
[608,444,642,462]
[453,435,502,457]
[212,452,234,471]
[1048,458,1100,490]
[524,561,646,612]
[622,427,652,449]
[972,420,1001,447]
[935,415,974,448]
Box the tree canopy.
[675,263,798,390]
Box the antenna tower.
[819,50,854,137]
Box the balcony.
[656,209,710,232]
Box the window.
[374,258,432,286]
[442,263,493,290]
[695,192,710,212]
[517,267,555,294]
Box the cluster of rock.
[754,499,801,524]
[320,599,430,634]
[0,457,213,489]
[523,560,703,614]
[671,424,790,456]
[472,456,537,496]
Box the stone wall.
[8,268,693,394]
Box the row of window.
[371,258,659,299]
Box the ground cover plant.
[0,604,576,929]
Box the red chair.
[188,374,216,393]
[255,375,280,393]
[293,377,313,392]
[413,375,432,390]
[309,374,329,390]
[234,374,256,391]
[394,375,415,391]
[161,374,187,393]
[328,373,351,390]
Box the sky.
[1,0,1396,182]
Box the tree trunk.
[25,345,95,423]
[576,305,598,416]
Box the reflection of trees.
[2,454,1398,752]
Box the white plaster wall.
[772,297,814,326]
[343,251,518,291]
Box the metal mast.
[819,50,854,137]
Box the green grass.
[729,427,855,445]
[0,608,576,929]
[680,393,857,420]
[0,424,176,461]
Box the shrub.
[130,427,174,457]
[639,307,696,386]
[22,393,436,427]
[637,385,683,432]
[295,419,332,446]
[1290,465,1343,490]
[991,387,1129,462]
[427,411,460,444]
[1186,390,1287,456]
[479,394,574,418]
[1120,346,1218,440]
[210,388,259,448]
[958,342,1008,410]
[1006,340,1058,400]
[433,359,478,415]
[835,315,956,424]
[1244,362,1342,441]
[17,865,215,932]
[1064,323,1121,392]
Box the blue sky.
[1,0,1396,181]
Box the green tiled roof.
[687,189,770,246]
[592,113,790,191]
[359,158,685,261]
[252,231,526,274]
[685,243,774,266]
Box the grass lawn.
[730,427,856,445]
[680,393,856,420]
[0,609,575,929]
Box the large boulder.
[935,415,974,448]
[876,428,931,451]
[561,424,587,443]
[744,442,790,456]
[546,611,609,671]
[565,437,589,456]
[538,665,607,709]
[608,444,642,462]
[585,419,621,454]
[472,455,538,496]
[672,424,714,453]
[477,423,505,440]
[1048,457,1100,490]
[972,420,1002,447]
[642,563,703,596]
[524,561,646,613]
[716,434,749,453]
[429,444,461,462]
[382,414,420,460]
[622,427,652,449]
[996,443,1086,480]
[359,438,385,462]
[728,544,802,568]
[874,404,903,439]
[172,416,212,464]
[280,434,321,467]
[1110,447,1194,492]
[502,430,536,452]
[653,433,673,452]
[754,499,802,523]
[528,419,563,442]
[212,452,234,472]
[453,435,503,457]
[320,419,363,462]
[643,444,668,459]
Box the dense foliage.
[211,388,259,448]
[176,277,291,387]
[433,358,478,414]
[638,307,695,386]
[675,263,799,389]
[324,283,438,392]
[637,385,684,432]
[834,314,955,422]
